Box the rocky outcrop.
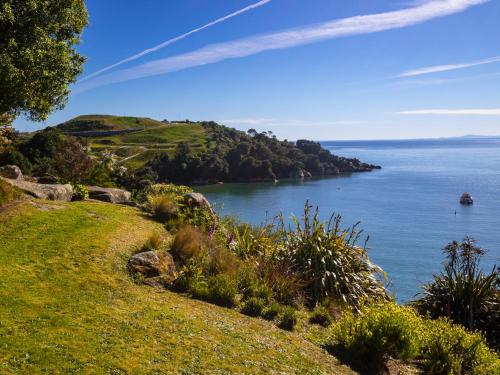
[128,251,176,286]
[183,192,213,214]
[36,175,58,184]
[87,186,131,203]
[1,177,73,201]
[0,165,23,180]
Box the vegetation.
[0,178,21,207]
[329,303,499,375]
[309,305,333,327]
[0,1,88,129]
[412,237,499,349]
[0,200,354,374]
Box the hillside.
[53,115,379,181]
[0,200,354,374]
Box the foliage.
[262,302,282,321]
[147,194,177,221]
[142,231,162,252]
[171,225,204,264]
[150,183,193,203]
[0,1,88,126]
[232,223,276,259]
[71,183,89,201]
[412,237,499,349]
[280,202,389,308]
[277,306,298,331]
[328,303,500,374]
[421,318,499,375]
[241,297,266,317]
[330,303,423,369]
[206,274,238,308]
[0,179,21,206]
[52,136,95,183]
[309,305,333,327]
[147,121,377,184]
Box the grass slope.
[56,115,208,168]
[0,201,354,374]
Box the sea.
[196,137,500,302]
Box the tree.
[0,0,88,131]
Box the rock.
[87,186,131,203]
[0,177,73,201]
[0,165,23,180]
[128,251,176,281]
[183,192,213,214]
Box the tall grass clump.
[147,194,177,221]
[280,202,389,309]
[142,231,162,252]
[0,179,21,206]
[412,237,499,349]
[171,225,204,263]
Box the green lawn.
[0,200,354,374]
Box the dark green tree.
[0,0,88,131]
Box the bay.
[196,137,500,302]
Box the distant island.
[50,115,380,185]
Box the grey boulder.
[0,165,23,180]
[1,177,73,201]
[128,251,176,281]
[183,192,213,214]
[87,186,131,203]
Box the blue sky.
[15,0,500,140]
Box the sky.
[14,0,500,140]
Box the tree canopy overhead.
[0,0,88,128]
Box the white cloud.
[395,109,500,115]
[74,0,488,94]
[80,0,271,82]
[398,55,500,77]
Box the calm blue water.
[196,138,500,302]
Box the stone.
[183,192,213,214]
[128,251,176,280]
[0,165,23,180]
[0,177,73,201]
[36,175,58,184]
[87,186,131,203]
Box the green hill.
[0,200,354,374]
[55,115,209,169]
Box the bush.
[237,266,273,302]
[330,303,422,368]
[207,274,238,308]
[277,306,297,331]
[280,202,389,308]
[328,303,500,374]
[142,231,162,252]
[190,279,210,301]
[262,302,282,321]
[71,183,89,201]
[241,297,265,317]
[171,225,204,263]
[258,259,305,307]
[0,179,21,206]
[412,237,499,350]
[148,194,177,221]
[206,244,240,276]
[421,319,499,375]
[309,305,332,327]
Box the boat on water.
[460,192,473,205]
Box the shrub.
[258,259,305,307]
[207,274,238,308]
[280,202,389,308]
[329,303,423,369]
[421,319,499,375]
[206,244,240,276]
[277,306,297,331]
[142,231,162,252]
[262,302,282,321]
[150,184,192,203]
[71,183,89,201]
[148,194,177,221]
[171,225,204,263]
[309,305,332,327]
[241,297,265,317]
[233,223,275,259]
[412,237,499,349]
[237,266,273,302]
[190,279,210,301]
[0,179,21,206]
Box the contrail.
[399,55,500,77]
[80,0,271,81]
[75,0,489,93]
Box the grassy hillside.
[55,115,208,169]
[0,200,354,374]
